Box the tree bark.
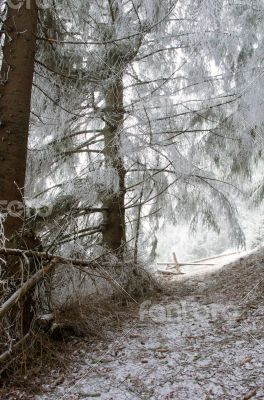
[0,0,38,238]
[102,76,126,255]
[0,1,38,334]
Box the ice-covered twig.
[0,213,6,264]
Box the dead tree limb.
[0,259,58,319]
[0,333,31,367]
[0,248,121,268]
[0,248,124,321]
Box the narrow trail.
[26,251,264,399]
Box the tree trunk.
[102,76,126,255]
[0,1,38,334]
[0,0,38,238]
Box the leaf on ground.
[155,348,170,353]
[240,356,253,366]
[78,392,101,398]
[243,388,257,400]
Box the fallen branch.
[0,259,58,319]
[0,333,31,366]
[0,248,121,269]
[157,269,185,276]
[0,249,125,319]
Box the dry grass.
[202,248,264,304]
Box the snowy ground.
[8,250,264,399]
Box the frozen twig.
[0,213,6,264]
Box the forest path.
[34,251,263,400]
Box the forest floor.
[4,250,264,400]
